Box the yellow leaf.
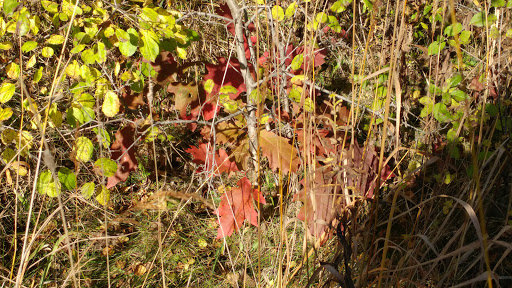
[102,90,120,117]
[6,62,20,79]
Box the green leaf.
[219,85,238,95]
[444,23,462,36]
[140,29,159,62]
[74,136,93,162]
[491,0,506,7]
[445,74,462,88]
[93,158,118,177]
[485,103,498,117]
[41,0,59,14]
[1,148,16,163]
[470,12,497,27]
[459,30,471,44]
[271,5,285,21]
[94,42,106,63]
[433,102,451,123]
[316,12,329,24]
[327,16,342,33]
[102,90,120,117]
[427,41,445,55]
[93,127,111,149]
[62,0,82,16]
[450,89,468,102]
[118,28,138,57]
[70,44,85,54]
[21,41,38,52]
[36,170,61,197]
[0,83,16,103]
[41,46,54,58]
[72,93,95,109]
[6,62,20,79]
[47,34,65,45]
[80,182,95,199]
[285,2,297,18]
[204,79,214,94]
[33,67,43,83]
[0,41,13,50]
[0,107,13,121]
[291,54,304,70]
[3,0,19,15]
[58,167,76,190]
[95,185,110,206]
[81,48,95,65]
[176,46,187,59]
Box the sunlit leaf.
[81,48,95,64]
[0,83,16,103]
[47,34,65,45]
[33,67,43,83]
[0,41,13,50]
[285,2,297,18]
[3,0,19,15]
[26,54,36,68]
[140,29,159,62]
[58,167,76,190]
[80,182,95,199]
[102,90,120,117]
[94,157,118,177]
[204,79,214,94]
[21,41,38,52]
[176,46,187,59]
[93,127,111,148]
[291,54,304,70]
[316,12,328,23]
[65,60,81,79]
[0,107,13,121]
[433,102,451,123]
[41,0,59,14]
[118,28,138,57]
[271,5,284,21]
[427,41,445,55]
[48,103,62,127]
[94,42,106,63]
[36,170,61,197]
[41,46,54,58]
[95,185,110,206]
[6,62,20,79]
[74,136,94,162]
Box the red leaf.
[215,177,266,238]
[185,143,238,176]
[107,125,138,188]
[203,57,248,99]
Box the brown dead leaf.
[259,130,300,174]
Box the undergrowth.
[0,0,511,287]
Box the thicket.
[0,0,511,287]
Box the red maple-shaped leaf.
[107,125,138,188]
[259,130,301,174]
[185,143,238,176]
[215,177,266,238]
